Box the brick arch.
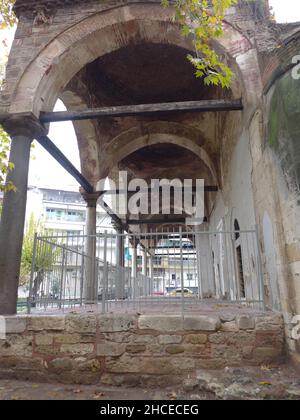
[100,121,218,187]
[59,89,101,184]
[10,2,252,116]
[98,122,218,215]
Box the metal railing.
[28,228,265,313]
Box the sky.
[1,1,300,190]
[28,101,81,190]
[269,0,300,23]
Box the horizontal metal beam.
[99,186,218,195]
[37,135,93,194]
[40,99,243,123]
[127,217,208,225]
[153,253,196,256]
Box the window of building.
[66,230,79,237]
[46,208,63,220]
[66,211,83,222]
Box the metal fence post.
[59,247,66,310]
[80,251,85,307]
[95,258,99,306]
[28,232,38,314]
[180,227,185,316]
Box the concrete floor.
[26,298,267,316]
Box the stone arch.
[10,2,252,116]
[264,28,300,94]
[101,121,218,186]
[59,89,100,183]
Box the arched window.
[234,219,245,299]
[234,219,240,240]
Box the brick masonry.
[0,313,285,386]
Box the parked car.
[167,288,195,297]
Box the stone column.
[0,114,43,315]
[131,241,137,279]
[149,254,154,280]
[149,254,154,295]
[115,223,124,268]
[195,223,215,299]
[81,192,99,303]
[142,248,147,277]
[130,241,137,300]
[113,222,125,299]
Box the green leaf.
[162,0,238,88]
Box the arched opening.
[100,141,216,230]
[10,3,246,196]
[0,1,274,317]
[152,228,197,297]
[11,3,247,115]
[234,219,246,299]
[29,99,82,189]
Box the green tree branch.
[162,0,239,88]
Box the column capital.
[0,112,46,139]
[80,190,100,207]
[129,237,138,248]
[112,220,124,233]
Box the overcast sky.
[1,1,300,190]
[269,0,300,23]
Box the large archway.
[0,0,263,317]
[9,3,250,116]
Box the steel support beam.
[99,186,218,195]
[40,99,243,123]
[37,135,93,193]
[99,199,128,231]
[35,134,129,232]
[127,217,208,225]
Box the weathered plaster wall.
[261,72,300,359]
[0,313,284,385]
[209,129,257,301]
[248,71,300,360]
[219,128,256,230]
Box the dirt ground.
[0,364,299,400]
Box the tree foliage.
[162,0,238,88]
[0,0,16,29]
[20,215,59,288]
[0,126,15,192]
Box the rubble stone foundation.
[0,312,285,385]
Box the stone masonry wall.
[0,313,285,386]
